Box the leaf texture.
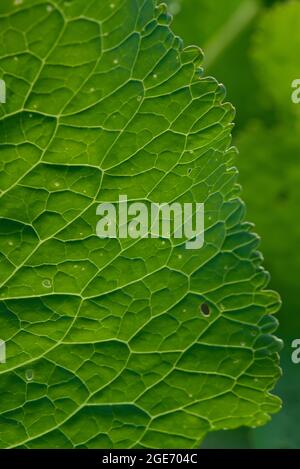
[0,0,282,449]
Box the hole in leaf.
[25,369,34,382]
[200,303,210,317]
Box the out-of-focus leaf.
[169,0,255,54]
[251,0,300,120]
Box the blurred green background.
[166,0,300,448]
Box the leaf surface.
[0,0,281,449]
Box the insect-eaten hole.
[200,303,211,317]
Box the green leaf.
[0,0,281,449]
[169,0,260,67]
[215,120,300,449]
[238,121,300,338]
[168,0,265,128]
[252,350,300,449]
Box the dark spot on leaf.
[200,303,210,317]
